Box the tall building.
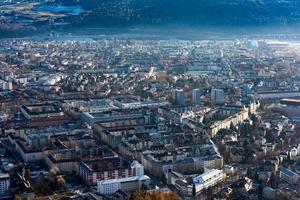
[131,161,144,176]
[172,89,185,105]
[192,89,202,104]
[2,81,13,91]
[211,89,225,105]
[0,173,10,197]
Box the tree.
[202,115,210,125]
[165,192,181,200]
[15,193,22,200]
[265,130,275,143]
[35,173,49,194]
[48,170,57,189]
[49,166,59,175]
[22,168,31,182]
[129,190,181,200]
[141,183,149,191]
[129,190,146,200]
[243,139,249,150]
[56,175,66,190]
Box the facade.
[45,152,78,173]
[2,81,13,91]
[21,103,64,120]
[279,168,300,184]
[173,169,225,196]
[97,160,150,195]
[262,186,276,200]
[191,169,225,195]
[113,96,168,109]
[0,173,10,197]
[19,103,70,127]
[208,102,261,137]
[79,157,133,185]
[172,89,185,106]
[97,175,150,195]
[193,155,224,170]
[192,89,202,104]
[14,140,45,162]
[211,89,225,105]
[209,109,249,137]
[46,147,116,173]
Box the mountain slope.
[56,0,300,25]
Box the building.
[279,99,300,121]
[211,89,225,105]
[209,109,249,137]
[113,96,168,109]
[191,169,225,195]
[20,103,70,127]
[97,161,150,195]
[279,168,300,184]
[97,175,150,195]
[131,161,144,176]
[173,169,225,196]
[262,186,276,200]
[172,89,185,106]
[46,147,116,173]
[192,89,202,104]
[0,173,10,197]
[79,157,134,185]
[14,139,45,162]
[21,103,64,120]
[2,81,13,91]
[12,129,95,163]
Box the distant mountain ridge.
[55,0,300,26]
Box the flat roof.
[280,98,300,106]
[280,168,299,177]
[193,169,223,184]
[0,173,9,179]
[21,103,61,115]
[98,175,150,184]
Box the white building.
[187,169,225,196]
[2,81,13,91]
[97,175,150,195]
[0,173,10,196]
[98,180,121,195]
[211,89,225,105]
[289,145,300,159]
[131,161,144,176]
[97,161,150,195]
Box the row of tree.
[128,190,181,200]
[35,167,65,195]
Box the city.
[1,0,300,200]
[0,37,300,199]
